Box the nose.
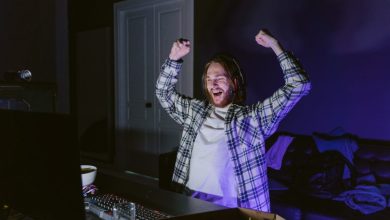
[207,79,218,87]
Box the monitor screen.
[0,109,85,220]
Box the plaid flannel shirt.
[156,52,311,212]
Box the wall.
[0,0,69,113]
[0,0,55,82]
[195,0,390,140]
[68,0,120,161]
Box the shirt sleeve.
[255,51,312,137]
[155,58,193,125]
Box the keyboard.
[85,193,173,220]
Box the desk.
[91,169,228,218]
[88,169,283,220]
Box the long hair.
[202,54,246,105]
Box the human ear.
[233,79,238,92]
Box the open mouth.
[213,91,223,97]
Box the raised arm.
[155,39,194,125]
[254,30,312,137]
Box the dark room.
[1,0,390,219]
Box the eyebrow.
[206,73,228,78]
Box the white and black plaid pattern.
[156,52,311,212]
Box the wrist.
[169,55,180,61]
[169,53,184,61]
[167,57,183,63]
[271,42,284,56]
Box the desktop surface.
[89,168,229,218]
[86,168,283,220]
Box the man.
[156,29,311,212]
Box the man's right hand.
[169,39,191,61]
[255,30,283,56]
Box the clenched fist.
[169,38,191,61]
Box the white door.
[114,0,193,177]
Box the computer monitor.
[0,109,85,220]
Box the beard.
[208,87,235,107]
